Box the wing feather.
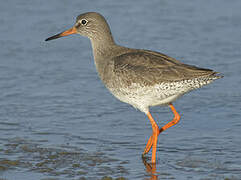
[112,50,218,86]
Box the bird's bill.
[45,27,77,41]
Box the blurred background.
[0,0,240,179]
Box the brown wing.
[112,50,218,86]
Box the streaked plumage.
[45,12,222,164]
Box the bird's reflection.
[142,156,158,180]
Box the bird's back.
[98,48,222,111]
[103,48,221,87]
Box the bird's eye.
[81,19,87,25]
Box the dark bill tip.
[45,27,77,42]
[45,33,62,41]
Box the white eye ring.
[81,19,88,25]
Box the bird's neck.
[90,35,118,79]
[90,34,116,60]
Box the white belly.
[109,82,187,113]
[108,77,214,114]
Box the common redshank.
[45,12,222,164]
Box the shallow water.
[0,0,241,179]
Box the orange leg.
[143,103,181,156]
[142,155,158,180]
[146,112,159,164]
